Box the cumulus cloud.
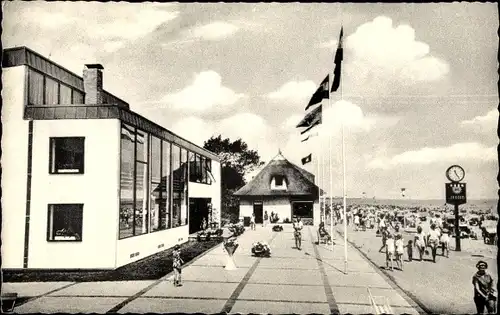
[461,108,497,133]
[267,80,317,103]
[368,142,496,169]
[171,117,214,146]
[162,71,245,113]
[346,16,449,84]
[186,21,240,41]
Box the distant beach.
[328,197,497,210]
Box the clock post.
[445,165,466,252]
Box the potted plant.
[272,225,283,232]
[223,237,239,270]
[251,241,271,257]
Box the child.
[440,229,450,258]
[172,244,184,287]
[406,239,414,262]
[395,234,404,270]
[386,233,395,271]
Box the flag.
[301,132,318,142]
[296,105,322,135]
[331,27,343,93]
[305,74,329,110]
[301,154,312,165]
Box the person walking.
[172,245,184,287]
[250,212,256,230]
[440,228,450,258]
[378,226,388,253]
[427,223,441,263]
[263,211,269,227]
[472,261,496,314]
[386,233,395,271]
[395,233,404,270]
[293,216,304,250]
[414,225,427,261]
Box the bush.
[283,218,291,223]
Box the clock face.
[446,165,465,182]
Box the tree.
[203,135,265,223]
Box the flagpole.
[340,25,348,275]
[328,75,334,251]
[317,140,321,223]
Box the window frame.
[27,68,85,106]
[46,204,84,242]
[49,137,85,175]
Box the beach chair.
[368,288,393,314]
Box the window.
[119,124,135,239]
[160,141,171,230]
[205,158,212,184]
[28,69,44,104]
[73,90,84,104]
[150,136,161,232]
[172,144,182,228]
[275,176,284,186]
[47,204,83,242]
[45,77,59,105]
[135,161,148,235]
[180,148,188,226]
[60,84,72,104]
[50,137,85,174]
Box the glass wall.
[119,124,135,239]
[119,124,208,239]
[171,144,181,228]
[134,130,148,236]
[189,152,212,185]
[150,136,161,232]
[180,148,188,226]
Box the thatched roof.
[234,153,320,196]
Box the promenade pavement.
[4,224,422,314]
[335,224,498,314]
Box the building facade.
[234,152,320,226]
[1,47,221,269]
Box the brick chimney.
[83,64,104,104]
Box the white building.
[234,152,320,226]
[1,46,221,269]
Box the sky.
[3,2,498,200]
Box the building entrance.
[189,198,211,234]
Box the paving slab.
[248,268,323,286]
[337,302,420,315]
[230,300,331,314]
[143,280,238,299]
[1,282,74,297]
[256,256,319,270]
[118,297,226,314]
[190,253,257,268]
[238,283,327,303]
[331,286,411,307]
[322,257,378,273]
[169,265,248,283]
[13,296,127,313]
[49,280,155,297]
[327,268,392,288]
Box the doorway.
[253,201,263,224]
[189,198,211,234]
[292,201,313,220]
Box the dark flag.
[301,154,312,165]
[305,74,329,110]
[331,27,343,93]
[296,104,322,130]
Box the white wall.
[189,160,221,224]
[116,225,188,267]
[1,66,28,268]
[29,119,121,269]
[313,200,320,226]
[264,197,291,223]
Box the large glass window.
[180,148,188,226]
[160,141,171,230]
[47,204,83,242]
[73,90,84,104]
[172,144,181,228]
[60,84,72,104]
[28,70,44,105]
[119,124,135,239]
[50,137,85,174]
[150,136,161,232]
[45,77,59,105]
[136,130,148,162]
[206,158,212,184]
[135,161,148,235]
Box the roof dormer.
[271,175,287,191]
